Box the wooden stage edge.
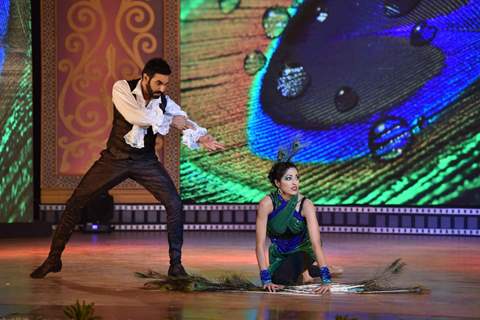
[0,232,479,319]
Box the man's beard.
[147,80,162,99]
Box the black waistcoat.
[105,79,167,159]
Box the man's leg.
[129,157,186,276]
[31,153,129,278]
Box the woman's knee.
[272,272,297,285]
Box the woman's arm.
[303,198,331,293]
[303,199,328,267]
[256,196,282,292]
[255,196,272,272]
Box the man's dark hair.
[268,162,297,187]
[142,58,172,77]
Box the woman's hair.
[268,162,297,187]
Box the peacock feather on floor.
[135,271,261,292]
[135,259,428,295]
[352,258,429,294]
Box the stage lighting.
[80,192,114,233]
[82,222,114,233]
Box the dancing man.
[31,58,224,279]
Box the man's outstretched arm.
[162,96,225,151]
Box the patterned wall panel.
[41,0,180,203]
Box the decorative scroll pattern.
[41,0,180,194]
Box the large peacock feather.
[136,259,428,295]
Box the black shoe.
[30,257,62,279]
[168,263,189,277]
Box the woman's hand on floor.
[314,284,331,295]
[263,283,283,292]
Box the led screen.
[0,0,33,222]
[180,0,480,206]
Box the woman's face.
[275,167,299,198]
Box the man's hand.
[172,115,189,130]
[198,134,225,151]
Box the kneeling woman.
[256,161,332,294]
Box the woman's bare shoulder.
[259,195,274,208]
[300,196,315,215]
[303,197,314,207]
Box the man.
[31,58,224,279]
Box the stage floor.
[0,232,479,319]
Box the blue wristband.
[319,266,332,284]
[260,269,272,286]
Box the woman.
[256,161,332,294]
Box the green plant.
[63,300,101,320]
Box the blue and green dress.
[266,191,316,284]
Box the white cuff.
[182,126,208,150]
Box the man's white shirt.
[112,79,207,149]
